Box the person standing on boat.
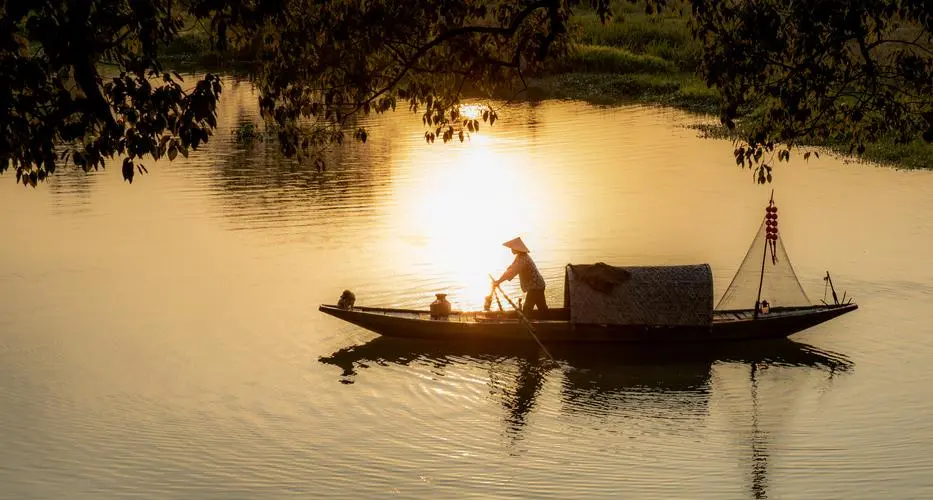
[494,237,548,315]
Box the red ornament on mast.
[764,197,778,264]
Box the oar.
[489,275,555,363]
[493,283,504,312]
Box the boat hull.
[318,303,858,344]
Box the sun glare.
[458,103,485,120]
[389,133,551,310]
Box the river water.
[2,77,932,499]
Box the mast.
[754,191,776,320]
[753,229,768,320]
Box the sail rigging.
[717,195,811,311]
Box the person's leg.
[522,291,537,316]
[523,289,548,316]
[536,289,549,312]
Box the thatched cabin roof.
[564,263,714,327]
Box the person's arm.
[496,255,523,284]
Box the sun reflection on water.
[389,133,556,310]
[458,103,486,120]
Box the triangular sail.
[716,200,810,311]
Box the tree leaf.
[122,158,134,183]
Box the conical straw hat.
[502,237,530,253]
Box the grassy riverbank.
[527,1,717,113]
[693,123,933,170]
[161,16,255,70]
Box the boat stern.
[319,304,348,319]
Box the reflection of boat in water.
[320,196,857,344]
[320,336,852,431]
[318,336,853,387]
[319,336,852,498]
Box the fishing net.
[716,205,811,310]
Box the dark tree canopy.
[2,0,932,186]
[688,0,933,181]
[0,0,224,184]
[0,0,610,185]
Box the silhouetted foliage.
[684,0,933,180]
[0,0,226,185]
[0,0,611,185]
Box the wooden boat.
[319,258,857,343]
[318,302,857,343]
[320,196,858,344]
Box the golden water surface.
[2,77,932,499]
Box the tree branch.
[351,0,551,113]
